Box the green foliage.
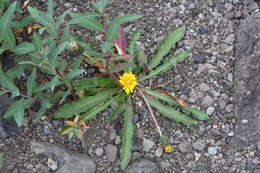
[146,98,198,125]
[0,1,16,49]
[0,0,209,169]
[120,98,134,169]
[148,26,186,69]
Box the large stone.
[232,12,260,150]
[0,94,19,138]
[30,141,96,173]
[126,159,159,173]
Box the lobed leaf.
[138,51,191,81]
[55,89,117,119]
[148,26,186,69]
[120,97,134,169]
[147,97,197,125]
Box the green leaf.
[54,10,70,30]
[32,33,43,54]
[6,65,25,80]
[106,103,125,122]
[0,63,19,97]
[47,0,54,18]
[92,0,110,13]
[67,13,104,32]
[59,90,70,104]
[34,76,61,92]
[182,106,209,121]
[137,51,147,67]
[101,41,113,53]
[57,59,68,72]
[12,42,35,55]
[26,68,37,96]
[147,98,197,125]
[28,6,52,26]
[144,89,179,106]
[49,42,69,66]
[4,99,26,127]
[49,76,60,92]
[148,26,186,69]
[128,28,140,55]
[55,89,117,119]
[65,69,85,80]
[112,14,141,25]
[71,56,83,69]
[74,77,117,90]
[11,16,33,29]
[33,107,47,123]
[0,2,17,49]
[80,98,114,121]
[120,97,134,169]
[139,51,191,81]
[107,23,120,42]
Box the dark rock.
[30,141,96,173]
[126,159,159,173]
[231,12,260,150]
[192,54,205,64]
[0,94,19,138]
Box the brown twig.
[137,88,162,136]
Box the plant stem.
[137,88,162,137]
[0,86,41,102]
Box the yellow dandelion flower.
[164,144,172,153]
[119,72,137,94]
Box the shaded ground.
[1,0,260,172]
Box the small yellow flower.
[119,72,137,94]
[164,144,172,153]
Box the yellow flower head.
[164,144,172,153]
[119,72,137,94]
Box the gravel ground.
[1,0,260,172]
